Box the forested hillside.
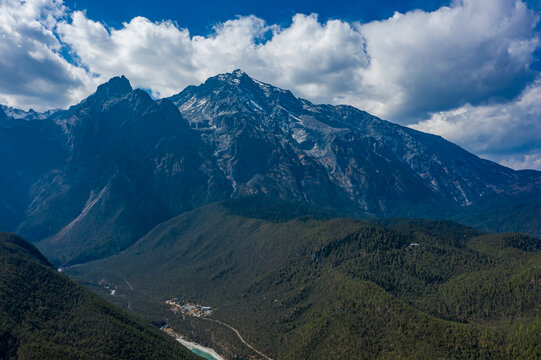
[67,200,541,359]
[0,232,200,360]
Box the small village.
[165,297,213,318]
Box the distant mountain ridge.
[0,104,60,121]
[0,70,540,265]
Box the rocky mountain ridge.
[0,70,539,265]
[169,69,540,215]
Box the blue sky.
[0,0,541,170]
[63,0,451,35]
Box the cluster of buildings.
[165,297,213,317]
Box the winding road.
[202,317,273,360]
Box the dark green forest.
[0,232,200,360]
[67,200,541,360]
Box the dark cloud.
[412,78,541,170]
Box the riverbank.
[161,326,225,360]
[176,337,225,360]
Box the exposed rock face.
[169,70,540,217]
[1,70,539,264]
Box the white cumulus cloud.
[357,0,539,121]
[0,0,96,110]
[53,0,539,122]
[56,12,369,103]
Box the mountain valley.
[1,71,540,359]
[65,200,541,359]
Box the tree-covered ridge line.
[0,232,201,360]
